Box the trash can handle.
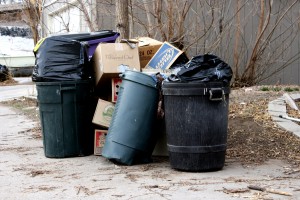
[209,88,225,101]
[60,85,76,91]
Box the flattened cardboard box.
[92,99,115,128]
[92,43,141,87]
[136,37,163,69]
[145,42,183,70]
[94,130,108,155]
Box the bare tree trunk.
[91,0,99,31]
[242,0,271,85]
[248,0,265,81]
[22,0,41,45]
[167,0,173,39]
[176,0,193,49]
[143,0,154,37]
[23,8,38,44]
[233,0,241,81]
[155,0,167,41]
[116,0,129,39]
[129,0,134,37]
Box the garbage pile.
[32,31,232,172]
[0,64,10,82]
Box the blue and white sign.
[146,42,183,70]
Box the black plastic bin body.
[102,70,159,165]
[36,80,95,158]
[162,82,230,171]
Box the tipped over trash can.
[102,70,159,165]
[36,80,95,158]
[163,54,232,171]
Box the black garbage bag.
[175,54,232,85]
[32,36,90,82]
[0,64,10,82]
[169,52,189,69]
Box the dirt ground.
[228,86,300,167]
[1,84,300,199]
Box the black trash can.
[36,80,95,158]
[102,70,159,165]
[162,82,230,171]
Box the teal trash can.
[102,70,159,165]
[36,80,95,158]
[162,81,230,171]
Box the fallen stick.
[248,185,292,196]
[279,115,300,122]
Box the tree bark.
[142,0,154,37]
[233,0,241,80]
[167,0,173,39]
[116,0,129,39]
[22,0,41,45]
[91,0,99,31]
[155,0,167,41]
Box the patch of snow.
[0,36,34,56]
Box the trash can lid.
[35,79,91,86]
[51,30,119,42]
[162,81,230,96]
[162,81,225,88]
[120,70,157,89]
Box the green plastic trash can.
[102,70,159,165]
[36,80,95,158]
[162,81,230,171]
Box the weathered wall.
[127,1,300,85]
[41,0,300,85]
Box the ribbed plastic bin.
[36,80,95,158]
[162,82,230,171]
[102,70,159,165]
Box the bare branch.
[76,0,95,31]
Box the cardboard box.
[112,78,122,103]
[92,43,141,87]
[145,42,183,70]
[92,99,115,128]
[94,130,108,155]
[136,37,163,69]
